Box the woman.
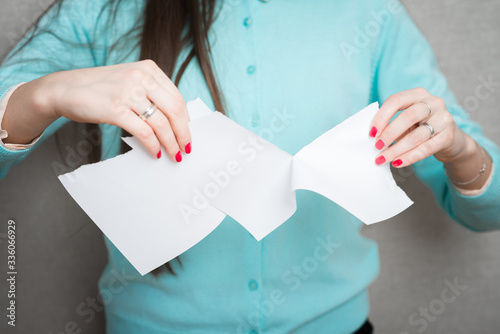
[0,0,498,333]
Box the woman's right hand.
[4,59,191,161]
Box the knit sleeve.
[371,0,500,231]
[0,0,110,180]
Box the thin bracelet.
[447,143,487,186]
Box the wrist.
[444,133,477,166]
[434,125,474,164]
[34,72,64,120]
[1,76,60,145]
[443,134,491,189]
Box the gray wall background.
[0,1,499,333]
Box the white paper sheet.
[292,102,413,224]
[58,99,413,275]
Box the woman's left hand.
[369,87,470,167]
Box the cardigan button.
[247,65,256,75]
[248,279,259,291]
[250,115,261,127]
[243,17,252,27]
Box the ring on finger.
[419,101,432,118]
[139,102,157,121]
[420,122,435,138]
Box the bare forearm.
[1,76,59,145]
[2,61,193,161]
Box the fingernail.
[369,126,377,138]
[392,159,403,167]
[375,156,386,165]
[185,142,191,154]
[157,150,161,159]
[175,151,182,162]
[375,139,385,150]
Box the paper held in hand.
[58,99,413,275]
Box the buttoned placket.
[238,2,267,333]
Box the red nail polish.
[185,142,191,154]
[392,159,403,167]
[369,126,377,138]
[375,139,385,150]
[157,150,161,159]
[375,156,386,165]
[175,151,182,162]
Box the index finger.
[137,61,192,154]
[148,86,192,154]
[369,87,429,138]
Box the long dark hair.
[127,0,223,276]
[8,0,223,277]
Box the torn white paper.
[292,102,413,224]
[58,99,413,275]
